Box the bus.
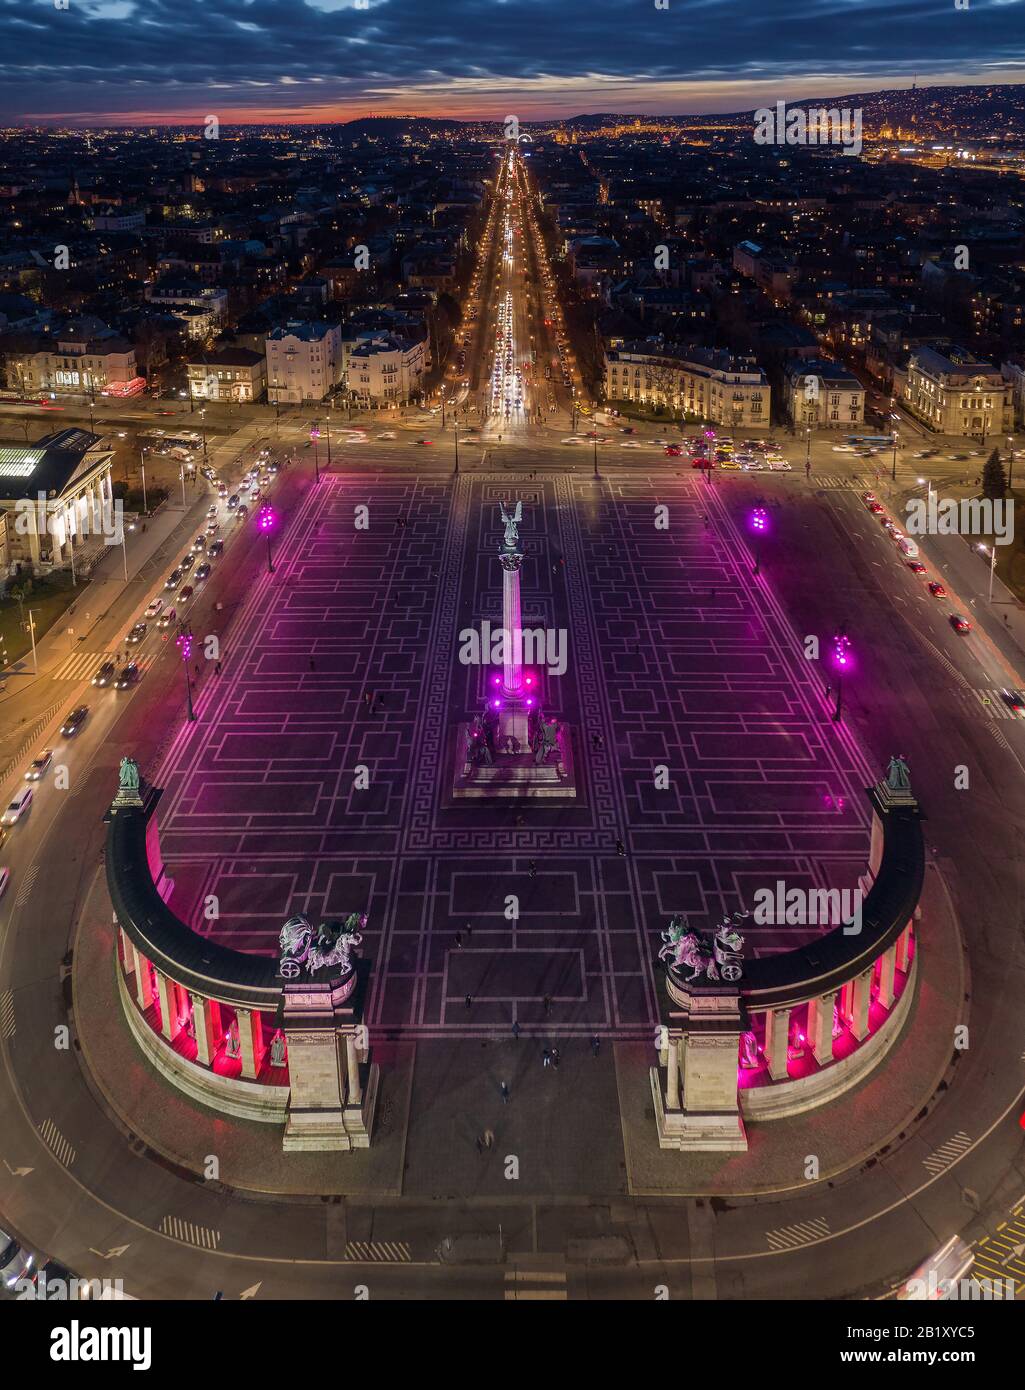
[847,434,895,447]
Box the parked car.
[0,1230,34,1291]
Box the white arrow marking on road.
[239,1282,262,1300]
[1001,1243,1025,1266]
[2,1161,33,1177]
[88,1245,130,1260]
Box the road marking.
[922,1130,972,1175]
[159,1215,221,1249]
[39,1117,76,1168]
[14,864,39,908]
[971,689,1016,720]
[50,651,156,682]
[765,1217,831,1251]
[504,1269,568,1299]
[343,1241,411,1263]
[0,988,14,1039]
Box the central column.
[500,551,525,698]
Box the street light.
[749,506,769,575]
[139,447,149,513]
[258,503,276,573]
[175,626,196,722]
[830,627,852,723]
[310,426,321,484]
[890,429,899,481]
[977,542,996,603]
[1008,434,1015,489]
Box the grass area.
[603,398,694,426]
[0,570,83,668]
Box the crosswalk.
[973,1201,1025,1296]
[159,1215,221,1250]
[39,1117,76,1168]
[344,1241,411,1263]
[967,689,1024,721]
[50,650,157,683]
[808,474,865,489]
[765,1216,831,1251]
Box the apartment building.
[785,359,865,429]
[605,342,770,430]
[902,346,1013,437]
[265,322,341,404]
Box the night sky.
[0,0,1023,125]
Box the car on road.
[1,787,33,826]
[1000,689,1025,718]
[927,581,947,598]
[207,504,218,517]
[664,444,682,457]
[0,867,9,901]
[24,750,52,781]
[179,585,194,604]
[60,706,89,737]
[208,539,224,557]
[377,432,397,440]
[91,660,116,687]
[949,614,972,635]
[0,1231,34,1291]
[620,440,641,448]
[144,598,164,620]
[862,492,877,504]
[905,559,927,574]
[768,460,792,471]
[114,661,140,689]
[192,534,206,552]
[206,518,219,534]
[165,567,183,590]
[126,621,147,644]
[227,494,239,510]
[194,562,211,582]
[868,501,885,514]
[157,607,176,630]
[179,554,194,572]
[833,445,856,452]
[414,439,433,446]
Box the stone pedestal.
[452,716,576,798]
[281,969,377,1152]
[652,980,747,1152]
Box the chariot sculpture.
[658,911,748,983]
[278,912,366,979]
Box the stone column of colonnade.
[762,1006,790,1080]
[189,993,223,1066]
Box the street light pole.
[1008,435,1015,489]
[593,433,598,479]
[891,429,899,481]
[26,609,38,675]
[140,448,148,513]
[454,420,460,476]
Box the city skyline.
[1,0,1025,125]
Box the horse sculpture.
[278,911,366,979]
[657,911,748,983]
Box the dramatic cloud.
[0,0,1023,123]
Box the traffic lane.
[827,491,1025,707]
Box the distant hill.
[338,115,468,138]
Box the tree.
[982,448,1007,500]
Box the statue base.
[451,711,577,799]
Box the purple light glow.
[526,697,533,706]
[493,699,501,709]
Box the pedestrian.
[512,1020,521,1039]
[543,994,552,1016]
[542,1047,551,1068]
[465,921,472,940]
[616,838,626,857]
[528,859,537,879]
[500,1082,509,1104]
[309,656,316,671]
[455,931,463,948]
[484,1128,496,1148]
[363,691,372,708]
[475,1134,484,1156]
[194,663,200,677]
[592,733,600,750]
[215,661,222,675]
[465,993,472,1010]
[591,1035,600,1057]
[551,1047,560,1069]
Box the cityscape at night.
[0,0,1024,1355]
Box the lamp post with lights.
[831,627,852,723]
[749,505,769,576]
[258,504,276,574]
[176,626,196,722]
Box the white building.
[144,282,227,340]
[265,322,342,404]
[6,328,138,398]
[785,359,864,429]
[903,347,1013,437]
[346,333,427,406]
[605,342,770,430]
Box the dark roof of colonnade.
[738,787,925,1009]
[106,787,282,1010]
